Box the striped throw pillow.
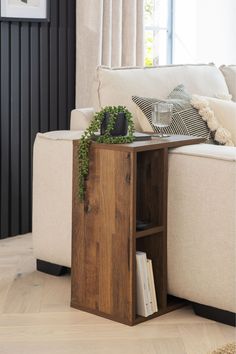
[132,84,213,143]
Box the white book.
[147,259,158,313]
[136,252,153,317]
[136,253,149,317]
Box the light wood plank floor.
[0,234,235,354]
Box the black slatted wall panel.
[0,0,76,239]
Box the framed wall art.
[0,0,50,21]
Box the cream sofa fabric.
[168,144,236,312]
[33,63,236,314]
[33,131,83,267]
[70,108,95,131]
[94,64,229,128]
[220,65,236,102]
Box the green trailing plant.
[77,106,135,202]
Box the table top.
[89,135,205,152]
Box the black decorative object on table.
[101,112,128,136]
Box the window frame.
[144,0,174,65]
[167,0,174,64]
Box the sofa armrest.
[70,108,95,131]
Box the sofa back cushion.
[94,64,229,127]
[220,65,236,102]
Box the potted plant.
[77,105,135,201]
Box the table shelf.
[136,226,164,239]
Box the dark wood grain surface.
[91,135,204,152]
[71,136,205,325]
[72,143,135,324]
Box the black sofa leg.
[193,302,236,327]
[36,259,69,276]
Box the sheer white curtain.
[76,0,144,108]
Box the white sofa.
[33,64,236,324]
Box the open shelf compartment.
[135,233,166,318]
[136,149,164,232]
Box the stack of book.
[136,251,158,317]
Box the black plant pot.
[100,112,128,136]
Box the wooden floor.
[0,235,235,354]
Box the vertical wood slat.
[20,23,30,234]
[67,0,76,121]
[0,22,10,237]
[30,22,40,154]
[0,0,76,239]
[49,0,58,131]
[58,0,68,130]
[30,23,40,232]
[40,22,49,133]
[10,22,20,236]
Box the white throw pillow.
[220,65,236,102]
[206,97,236,145]
[191,96,236,146]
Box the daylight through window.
[144,0,173,66]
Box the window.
[144,0,173,66]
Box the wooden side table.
[71,135,204,325]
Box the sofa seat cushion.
[132,85,213,143]
[169,143,236,161]
[168,143,236,313]
[220,65,236,102]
